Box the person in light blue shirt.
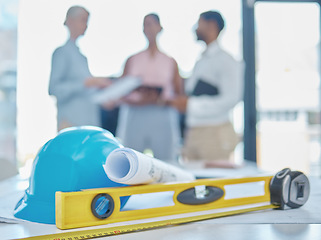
[49,6,109,131]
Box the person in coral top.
[116,13,183,162]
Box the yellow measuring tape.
[18,204,275,240]
[17,168,310,240]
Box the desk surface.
[1,167,321,240]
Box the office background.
[0,0,320,178]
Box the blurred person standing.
[49,6,109,131]
[170,11,243,167]
[115,13,183,162]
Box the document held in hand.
[92,76,142,104]
[103,148,195,185]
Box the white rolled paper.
[104,148,195,185]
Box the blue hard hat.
[14,126,129,224]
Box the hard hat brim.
[14,190,56,224]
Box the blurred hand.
[124,87,161,106]
[101,100,119,110]
[138,87,160,105]
[168,95,188,113]
[84,77,112,88]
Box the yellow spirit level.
[55,168,309,230]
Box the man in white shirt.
[170,11,243,167]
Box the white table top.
[1,166,321,240]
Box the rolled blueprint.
[92,76,142,104]
[104,148,195,185]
